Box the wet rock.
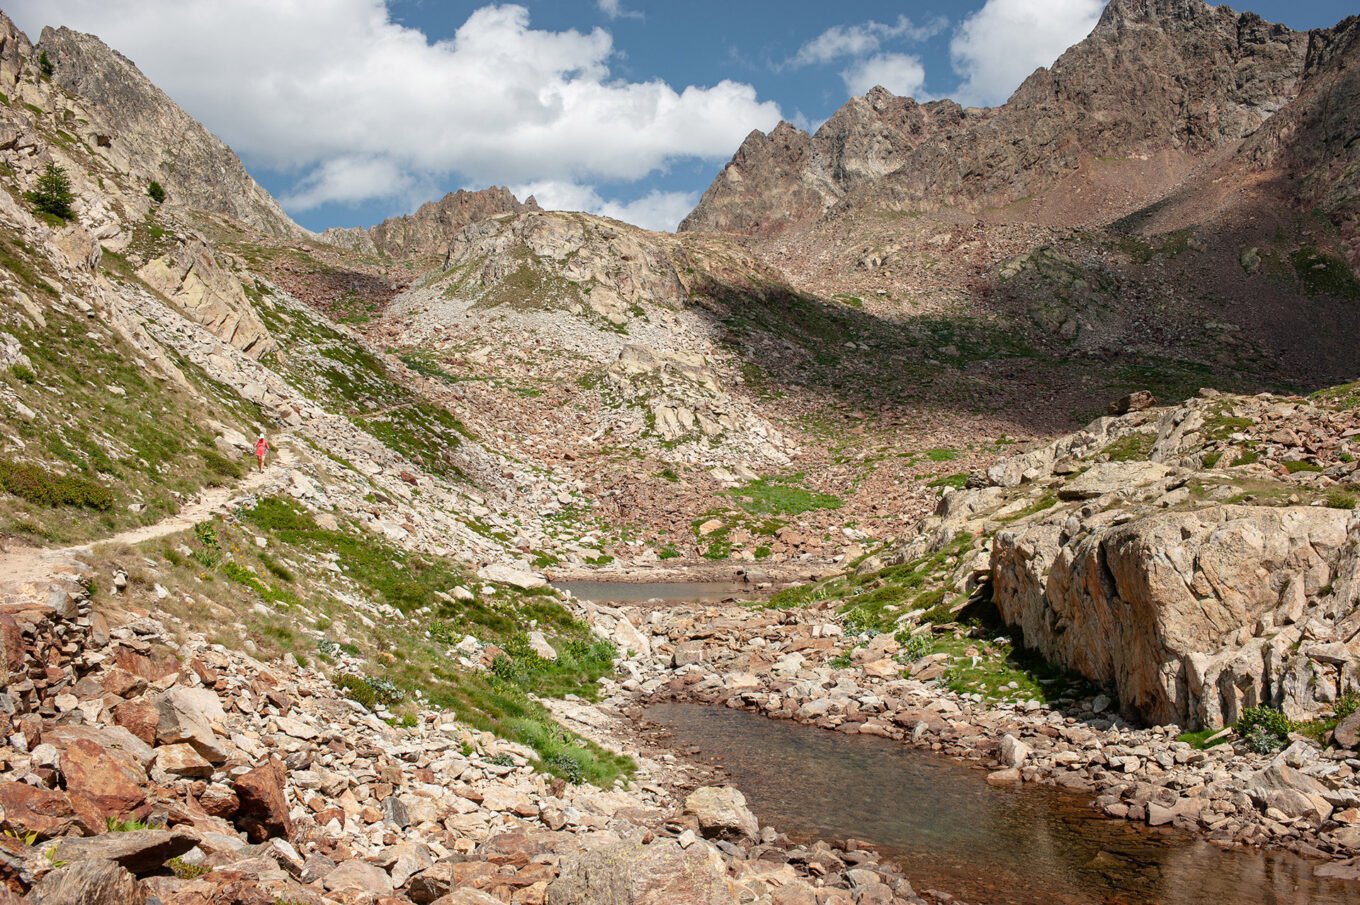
[684,786,759,840]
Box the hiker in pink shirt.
[255,435,270,472]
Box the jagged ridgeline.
[2,0,1360,901]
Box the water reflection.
[646,703,1356,905]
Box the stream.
[553,579,758,604]
[647,702,1357,905]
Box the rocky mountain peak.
[1096,0,1215,29]
[679,88,970,236]
[321,185,538,260]
[36,25,300,237]
[687,0,1311,236]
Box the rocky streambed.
[643,702,1357,905]
[571,584,1360,903]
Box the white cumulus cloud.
[791,16,947,67]
[950,0,1107,107]
[841,53,928,99]
[10,1,776,228]
[510,180,696,232]
[596,0,641,21]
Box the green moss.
[1283,460,1323,474]
[1101,432,1156,462]
[926,473,969,490]
[1000,492,1059,524]
[1176,727,1230,750]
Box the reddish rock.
[154,743,214,779]
[60,737,149,823]
[113,700,160,746]
[0,782,77,838]
[53,828,200,874]
[233,758,293,842]
[100,667,148,698]
[198,784,240,818]
[113,646,180,681]
[0,615,25,674]
[25,859,145,905]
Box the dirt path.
[0,440,296,604]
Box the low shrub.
[1235,706,1292,753]
[0,459,113,510]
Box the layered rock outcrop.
[993,504,1351,728]
[36,25,298,237]
[136,237,276,359]
[959,390,1360,729]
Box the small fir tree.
[26,163,75,221]
[37,51,53,78]
[147,180,166,204]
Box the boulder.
[0,782,77,838]
[26,859,144,905]
[51,828,199,874]
[1335,710,1360,750]
[683,786,759,840]
[233,758,293,842]
[322,859,393,896]
[998,734,1030,768]
[992,505,1349,727]
[154,686,229,763]
[547,838,740,905]
[1108,391,1157,416]
[430,890,504,905]
[527,631,558,661]
[477,564,546,589]
[154,742,214,778]
[60,738,148,823]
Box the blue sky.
[11,1,1354,233]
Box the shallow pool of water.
[552,580,758,604]
[647,703,1356,905]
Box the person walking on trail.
[255,434,270,472]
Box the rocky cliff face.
[36,25,299,237]
[875,0,1306,212]
[684,0,1309,234]
[679,90,970,236]
[1236,16,1360,267]
[321,186,538,260]
[882,387,1360,730]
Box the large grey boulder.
[547,839,739,905]
[992,505,1350,727]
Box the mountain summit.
[682,0,1309,237]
